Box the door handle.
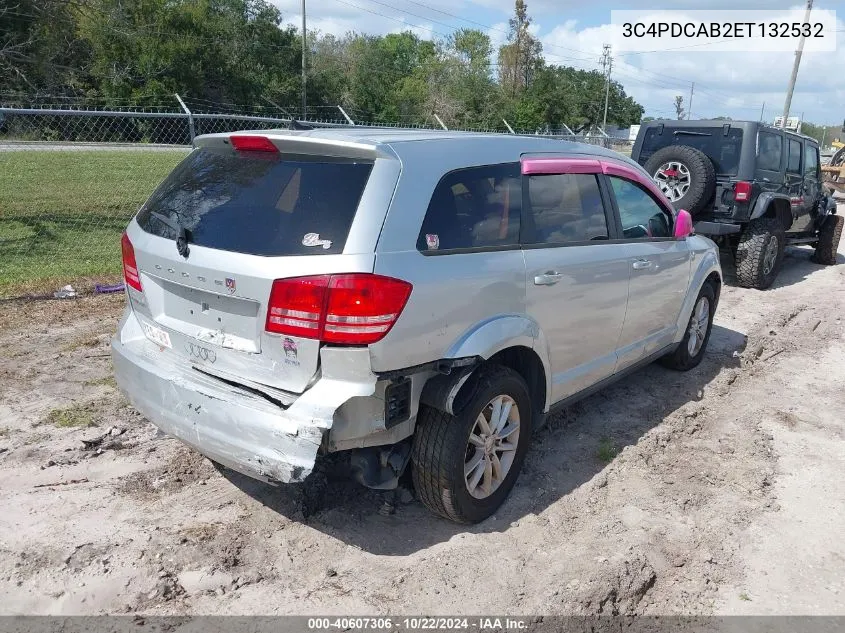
[534,271,562,286]
[632,259,653,270]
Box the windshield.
[640,126,744,176]
[136,146,373,256]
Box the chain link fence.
[0,104,632,299]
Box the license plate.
[141,321,172,349]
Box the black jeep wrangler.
[631,120,842,289]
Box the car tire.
[812,214,843,265]
[660,282,716,371]
[735,217,785,289]
[412,366,532,524]
[643,145,716,215]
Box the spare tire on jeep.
[643,146,716,216]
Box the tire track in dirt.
[0,242,843,615]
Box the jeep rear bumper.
[694,221,742,236]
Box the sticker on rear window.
[425,234,440,250]
[302,233,332,249]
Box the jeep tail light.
[734,181,752,202]
[121,232,142,292]
[229,135,279,153]
[266,274,412,345]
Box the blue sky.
[272,0,844,128]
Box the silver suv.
[112,129,722,523]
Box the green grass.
[0,150,187,296]
[739,593,752,601]
[596,437,619,463]
[44,404,96,428]
[84,375,118,389]
[61,333,102,353]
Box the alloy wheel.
[654,161,691,202]
[686,296,710,357]
[464,395,520,499]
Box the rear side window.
[524,174,608,244]
[417,163,520,252]
[787,139,802,174]
[136,147,373,256]
[640,126,743,175]
[804,144,819,177]
[756,131,783,171]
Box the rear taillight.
[229,135,279,153]
[734,181,752,202]
[266,274,412,345]
[121,232,142,292]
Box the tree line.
[1,0,644,132]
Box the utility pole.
[821,126,827,148]
[687,83,694,120]
[781,0,813,128]
[600,44,612,133]
[760,101,765,122]
[301,0,307,120]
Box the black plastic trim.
[374,356,481,382]
[694,221,742,236]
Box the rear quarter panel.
[370,139,533,373]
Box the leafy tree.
[76,0,300,106]
[345,32,435,122]
[800,122,829,147]
[498,0,542,97]
[441,29,497,128]
[514,63,642,132]
[0,1,89,94]
[0,0,646,136]
[674,95,685,120]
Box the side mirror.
[674,209,693,238]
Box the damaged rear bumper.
[111,309,379,484]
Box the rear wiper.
[150,211,192,256]
[673,131,712,137]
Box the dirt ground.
[1,238,844,617]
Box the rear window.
[640,126,743,176]
[787,138,802,174]
[136,147,373,256]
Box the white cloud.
[539,13,845,124]
[487,21,509,52]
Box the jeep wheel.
[735,218,785,289]
[812,214,843,265]
[412,366,532,524]
[660,282,716,371]
[643,146,716,215]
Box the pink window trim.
[520,156,676,217]
[520,158,602,175]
